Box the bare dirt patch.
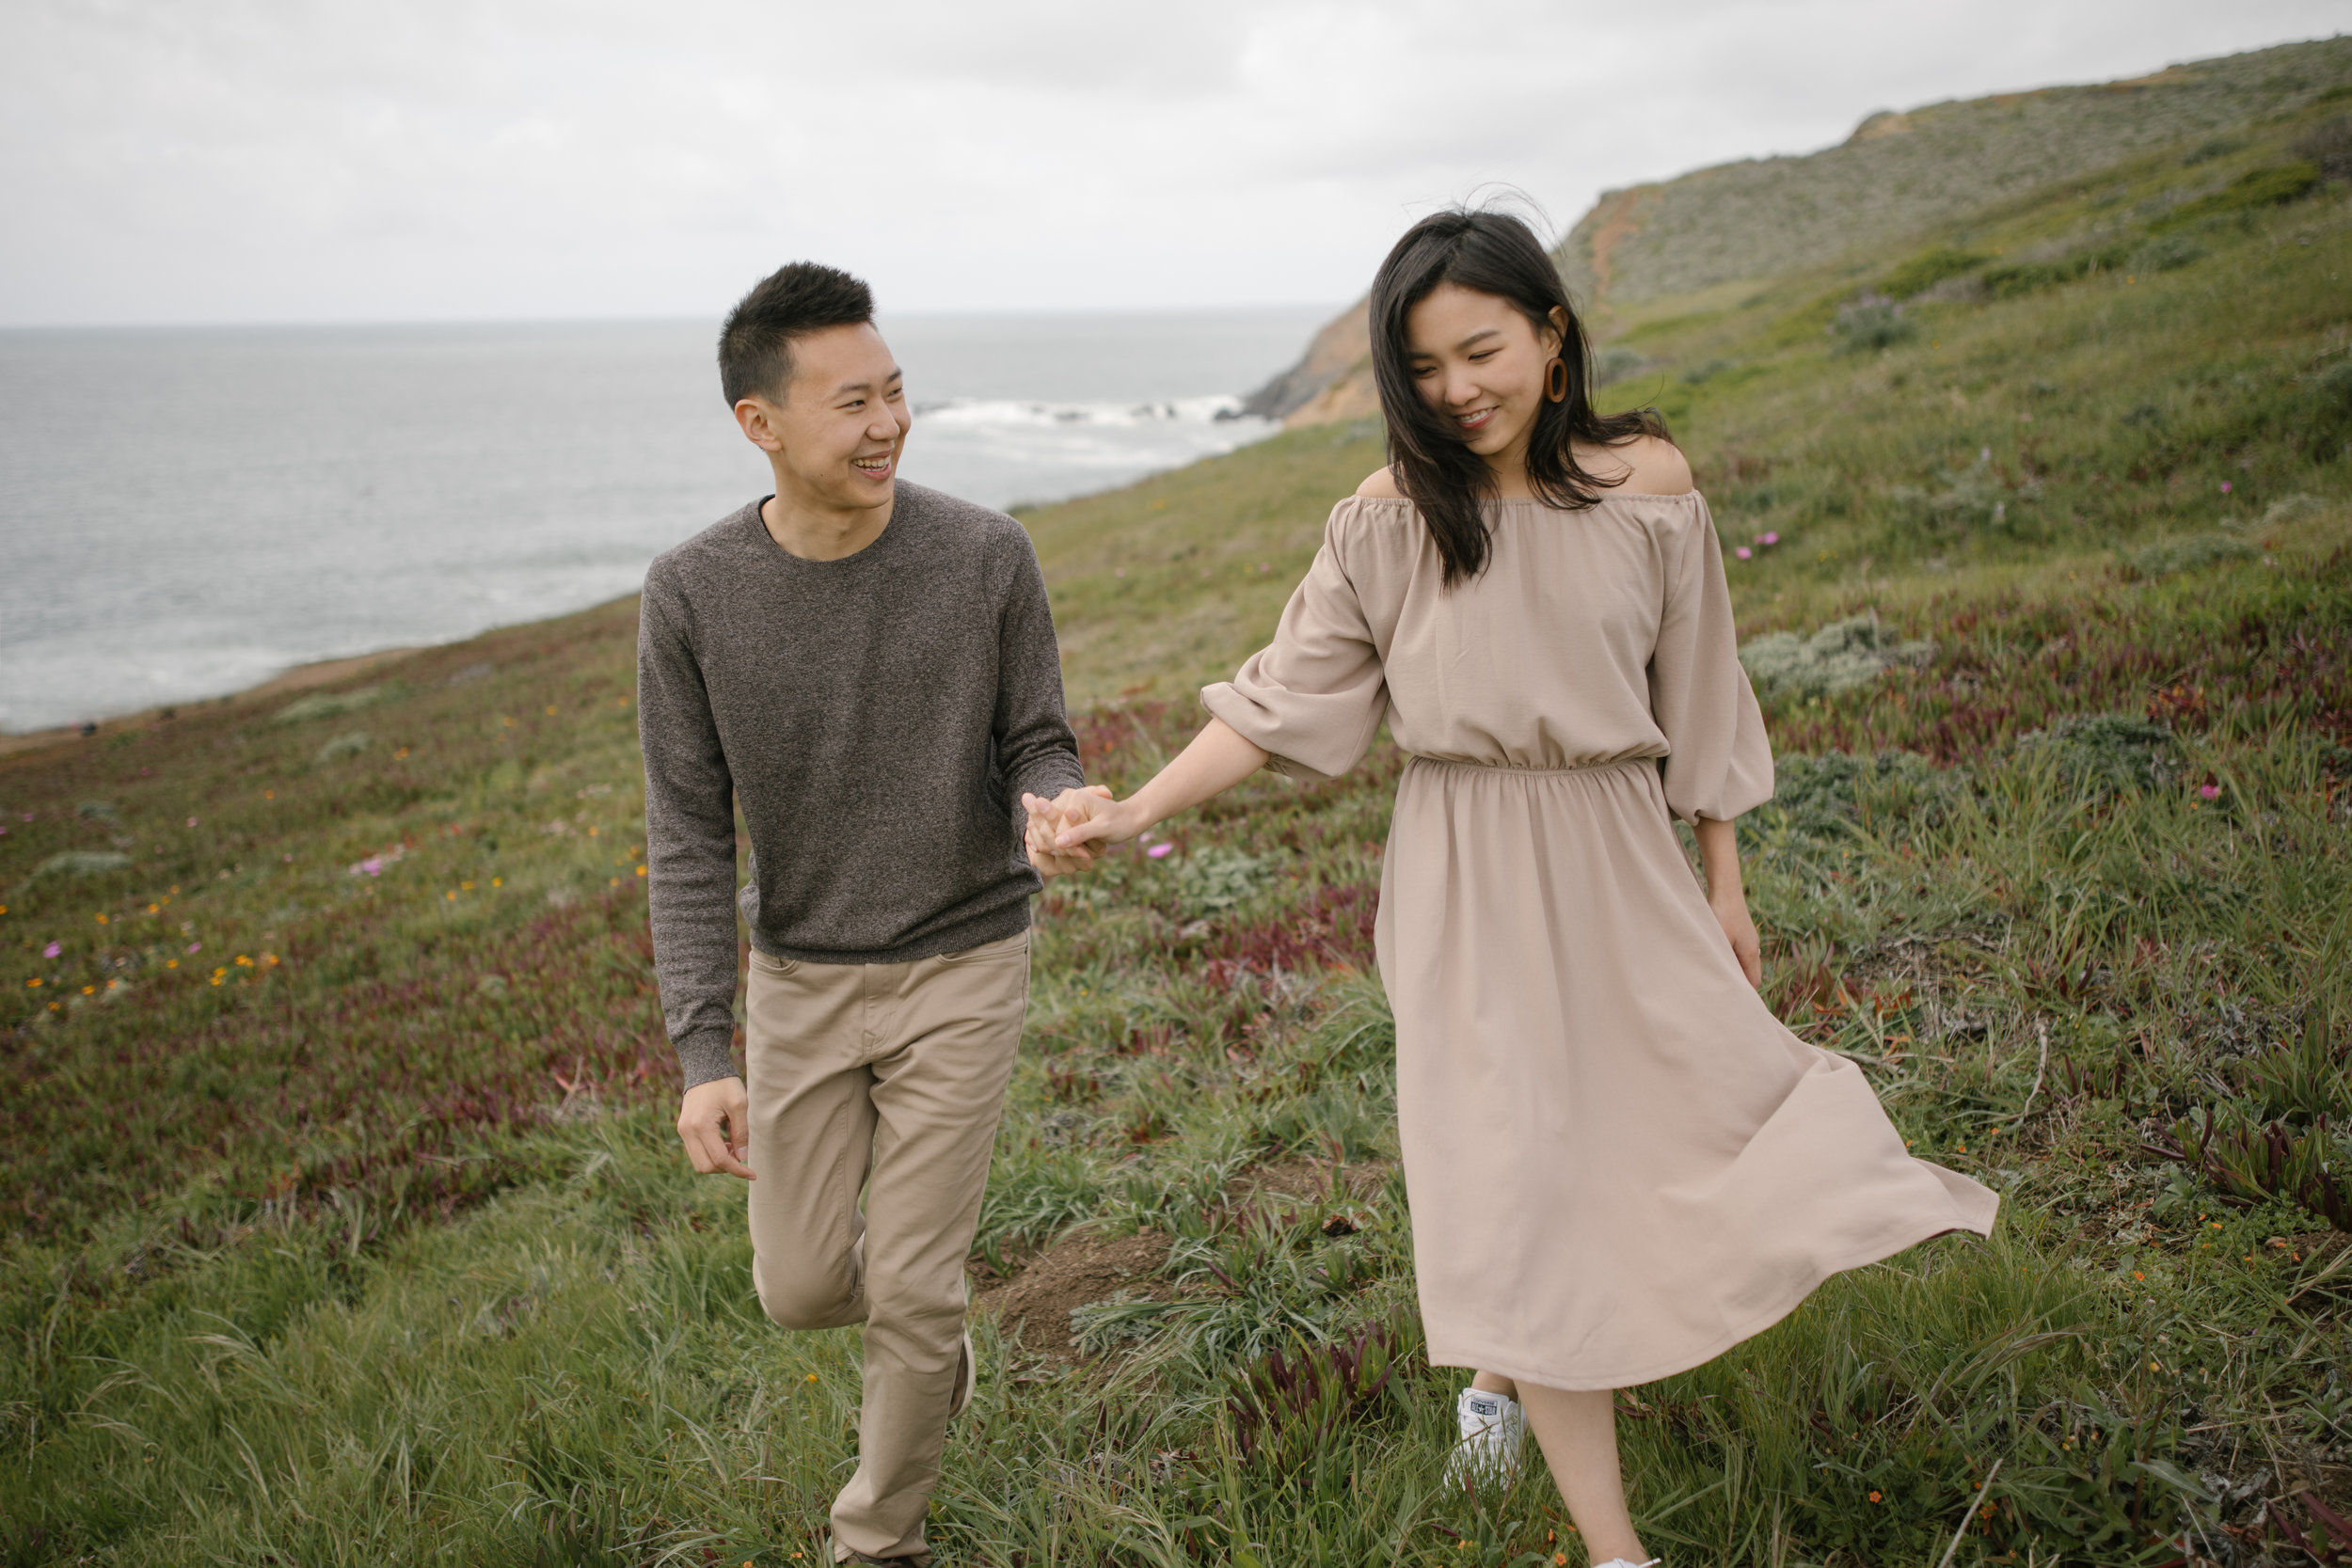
[972,1160,1396,1360]
[1230,1156,1392,1206]
[976,1229,1172,1358]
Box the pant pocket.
[936,932,1030,965]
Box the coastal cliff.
[1244,34,2352,426]
[1234,298,1372,424]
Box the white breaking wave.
[914,393,1247,427]
[0,310,1321,731]
[900,395,1279,497]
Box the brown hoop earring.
[1545,356,1570,403]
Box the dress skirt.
[1375,754,1997,1391]
[1202,488,1998,1391]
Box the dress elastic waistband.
[1404,753,1657,777]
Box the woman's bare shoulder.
[1353,466,1404,499]
[1582,434,1693,496]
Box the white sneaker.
[1445,1385,1526,1487]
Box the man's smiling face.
[740,322,911,514]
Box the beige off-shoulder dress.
[1201,491,1997,1391]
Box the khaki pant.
[744,930,1029,1563]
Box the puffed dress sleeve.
[1200,499,1389,783]
[1648,496,1774,823]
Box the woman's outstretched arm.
[1024,718,1269,852]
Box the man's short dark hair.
[718,261,875,406]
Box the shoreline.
[0,645,430,761]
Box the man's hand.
[1024,784,1111,877]
[677,1075,755,1180]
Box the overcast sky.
[0,1,2342,326]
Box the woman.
[1027,210,1995,1564]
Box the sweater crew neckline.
[743,493,907,568]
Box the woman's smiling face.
[1404,282,1564,467]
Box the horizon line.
[0,301,1350,336]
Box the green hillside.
[1043,86,2352,709]
[1243,35,2352,426]
[1558,36,2352,309]
[4,76,2352,1568]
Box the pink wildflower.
[186,942,200,954]
[1735,546,1753,560]
[186,816,198,828]
[361,857,383,877]
[2219,482,2233,494]
[1147,843,1175,860]
[2199,784,2221,800]
[1762,531,1779,546]
[42,942,60,958]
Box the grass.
[6,115,2352,1568]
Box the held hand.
[676,1075,755,1180]
[1023,785,1111,877]
[1711,894,1763,990]
[1049,785,1145,852]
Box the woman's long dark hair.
[1369,208,1665,586]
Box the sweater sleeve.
[993,529,1088,808]
[1647,495,1774,824]
[1200,501,1389,783]
[637,568,744,1090]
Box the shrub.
[1880,245,1988,298]
[2128,233,2206,273]
[2312,358,2352,411]
[1981,244,2128,298]
[1171,846,1275,918]
[1829,293,1915,354]
[25,850,134,882]
[1740,615,1932,702]
[1752,751,1960,847]
[312,730,373,766]
[2152,161,2322,230]
[2118,532,2256,579]
[2290,116,2352,182]
[2181,135,2245,166]
[2013,713,2176,794]
[275,684,397,724]
[1885,452,2020,535]
[2263,493,2330,527]
[1592,345,1647,387]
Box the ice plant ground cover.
[6,118,2352,1568]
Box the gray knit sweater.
[637,484,1086,1088]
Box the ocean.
[0,308,1327,734]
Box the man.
[638,261,1094,1566]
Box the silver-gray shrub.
[2118,532,2256,579]
[1740,615,1933,703]
[1831,293,1916,354]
